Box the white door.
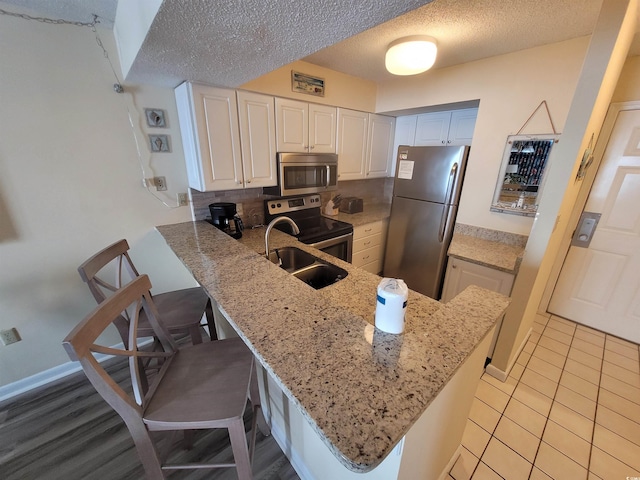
[414,111,451,146]
[236,91,277,188]
[309,104,337,153]
[275,98,308,152]
[336,108,368,180]
[366,113,395,178]
[549,108,640,343]
[448,108,478,146]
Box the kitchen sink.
[292,263,348,289]
[268,246,348,289]
[268,246,317,273]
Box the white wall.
[376,37,590,236]
[0,16,194,387]
[241,60,378,112]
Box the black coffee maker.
[209,202,244,239]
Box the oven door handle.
[307,232,353,248]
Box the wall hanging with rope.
[490,100,561,217]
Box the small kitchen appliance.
[209,202,244,239]
[338,196,363,214]
[264,194,353,262]
[263,152,338,197]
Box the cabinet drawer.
[360,259,383,275]
[352,245,382,267]
[353,221,383,239]
[353,232,382,252]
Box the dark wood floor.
[0,356,300,480]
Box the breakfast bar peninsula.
[157,221,509,480]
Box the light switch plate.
[0,328,21,346]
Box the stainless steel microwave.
[263,153,338,197]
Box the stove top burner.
[264,195,352,244]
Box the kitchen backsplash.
[191,177,394,226]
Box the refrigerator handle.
[439,163,459,242]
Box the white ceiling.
[1,0,638,88]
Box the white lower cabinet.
[352,220,388,274]
[441,257,514,303]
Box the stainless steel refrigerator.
[383,145,469,300]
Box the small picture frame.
[292,71,325,97]
[149,134,170,152]
[144,108,167,128]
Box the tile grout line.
[524,318,575,479]
[584,328,606,477]
[590,333,640,473]
[471,318,548,480]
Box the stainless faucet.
[265,216,300,258]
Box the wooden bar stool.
[63,275,259,479]
[78,239,216,346]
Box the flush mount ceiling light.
[385,35,438,76]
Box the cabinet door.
[447,108,478,146]
[309,104,337,153]
[441,257,514,303]
[237,91,277,188]
[414,111,452,146]
[366,114,395,178]
[390,115,418,175]
[175,83,243,191]
[336,108,368,180]
[275,98,308,152]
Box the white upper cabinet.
[337,109,395,181]
[447,108,478,145]
[175,83,244,191]
[236,91,277,188]
[414,111,452,146]
[275,98,336,153]
[337,108,369,180]
[309,103,337,153]
[366,114,396,178]
[414,108,478,146]
[390,115,418,175]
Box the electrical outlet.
[0,328,21,346]
[236,203,243,216]
[177,193,189,206]
[153,176,167,191]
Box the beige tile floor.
[449,313,640,480]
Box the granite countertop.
[448,234,525,274]
[324,203,391,227]
[156,221,509,472]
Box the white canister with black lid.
[374,278,408,334]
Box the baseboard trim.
[485,328,532,382]
[438,444,462,480]
[0,339,150,403]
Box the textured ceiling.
[304,0,609,83]
[1,0,639,88]
[125,0,434,87]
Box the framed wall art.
[490,134,559,217]
[291,71,325,97]
[149,134,170,152]
[144,108,167,128]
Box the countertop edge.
[156,221,510,472]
